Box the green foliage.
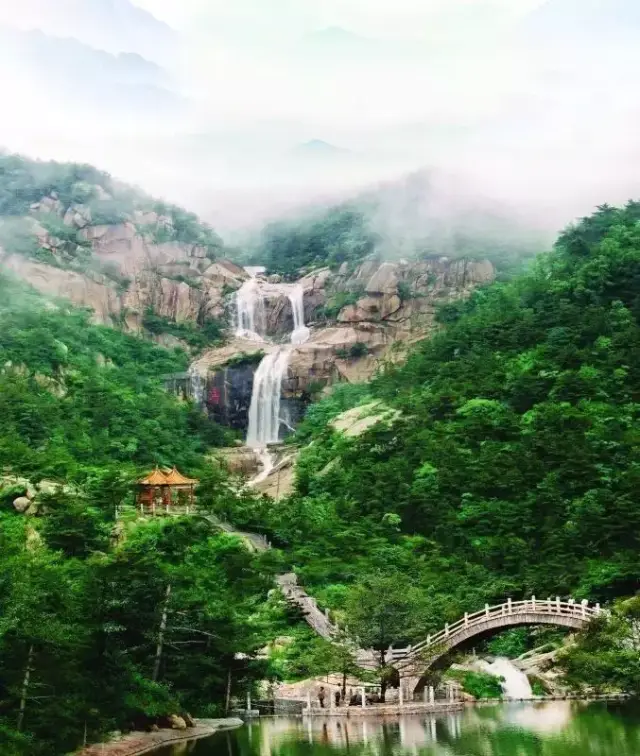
[529,676,550,696]
[0,152,225,267]
[335,343,370,359]
[254,207,379,278]
[142,308,225,352]
[221,351,266,368]
[559,596,640,694]
[321,287,365,320]
[0,274,290,751]
[250,201,640,662]
[0,152,108,216]
[148,201,223,255]
[397,280,412,302]
[447,669,504,699]
[0,273,229,479]
[486,629,529,658]
[292,383,372,443]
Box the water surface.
[155,701,640,755]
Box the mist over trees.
[251,171,547,278]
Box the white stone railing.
[387,597,601,664]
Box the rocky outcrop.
[190,257,495,429]
[2,194,247,332]
[1,475,70,516]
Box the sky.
[0,0,639,234]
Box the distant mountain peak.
[296,139,348,154]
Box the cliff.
[0,153,247,345]
[191,257,495,436]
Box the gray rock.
[13,497,31,513]
[37,479,60,495]
[169,714,187,730]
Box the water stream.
[154,701,640,756]
[478,657,533,699]
[235,272,310,471]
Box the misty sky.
[0,0,638,232]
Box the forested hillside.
[218,202,640,642]
[251,172,544,278]
[3,200,640,753]
[0,274,289,755]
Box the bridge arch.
[387,598,601,695]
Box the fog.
[0,0,639,238]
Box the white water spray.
[235,278,265,342]
[188,365,205,407]
[289,284,310,346]
[238,276,310,453]
[479,658,533,699]
[246,349,292,447]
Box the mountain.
[0,0,178,63]
[252,170,547,278]
[0,27,183,118]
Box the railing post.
[531,595,536,611]
[445,623,450,638]
[464,612,469,627]
[423,687,428,704]
[569,598,575,614]
[427,635,431,647]
[361,687,366,709]
[507,598,512,614]
[485,603,490,618]
[581,599,588,618]
[429,686,435,704]
[556,596,561,613]
[595,603,601,614]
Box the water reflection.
[161,702,640,756]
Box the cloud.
[0,0,638,235]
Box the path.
[204,515,339,640]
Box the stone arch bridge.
[204,519,603,698]
[370,597,602,696]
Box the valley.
[1,154,640,755]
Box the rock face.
[283,257,495,392]
[190,257,495,434]
[1,195,247,332]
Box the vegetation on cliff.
[2,198,640,752]
[0,274,281,755]
[0,152,223,256]
[250,173,544,278]
[218,202,640,689]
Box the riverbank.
[303,702,464,717]
[75,718,243,756]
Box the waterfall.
[245,286,309,449]
[288,284,310,346]
[479,658,533,699]
[188,366,205,407]
[246,349,291,447]
[235,278,265,342]
[233,273,311,453]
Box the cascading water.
[237,276,310,465]
[188,366,205,407]
[234,278,265,342]
[288,284,310,346]
[479,658,533,699]
[246,350,292,447]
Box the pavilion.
[136,466,199,516]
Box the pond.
[154,700,640,755]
